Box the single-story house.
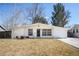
[12,23,67,39]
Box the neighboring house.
[0,26,5,31]
[12,23,67,39]
[0,26,11,38]
[68,24,79,38]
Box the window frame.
[42,29,52,36]
[28,29,33,36]
[73,29,75,33]
[76,29,78,33]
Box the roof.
[72,24,79,29]
[14,23,67,30]
[0,26,5,31]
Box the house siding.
[53,27,67,38]
[12,23,67,39]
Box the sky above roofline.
[0,3,79,27]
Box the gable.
[30,23,67,30]
[31,23,52,28]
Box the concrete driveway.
[58,38,79,48]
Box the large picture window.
[42,29,52,36]
[28,29,33,36]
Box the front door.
[37,29,40,37]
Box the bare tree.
[27,3,46,24]
[3,3,47,29]
[3,4,22,31]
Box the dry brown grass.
[0,39,79,56]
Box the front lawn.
[0,39,79,56]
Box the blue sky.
[0,3,79,26]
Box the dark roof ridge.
[0,26,5,30]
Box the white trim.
[12,23,67,38]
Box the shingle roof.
[0,26,5,30]
[72,24,79,28]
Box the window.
[76,29,78,33]
[42,29,52,36]
[73,29,78,33]
[73,30,75,33]
[28,29,33,36]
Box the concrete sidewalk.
[58,38,79,48]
